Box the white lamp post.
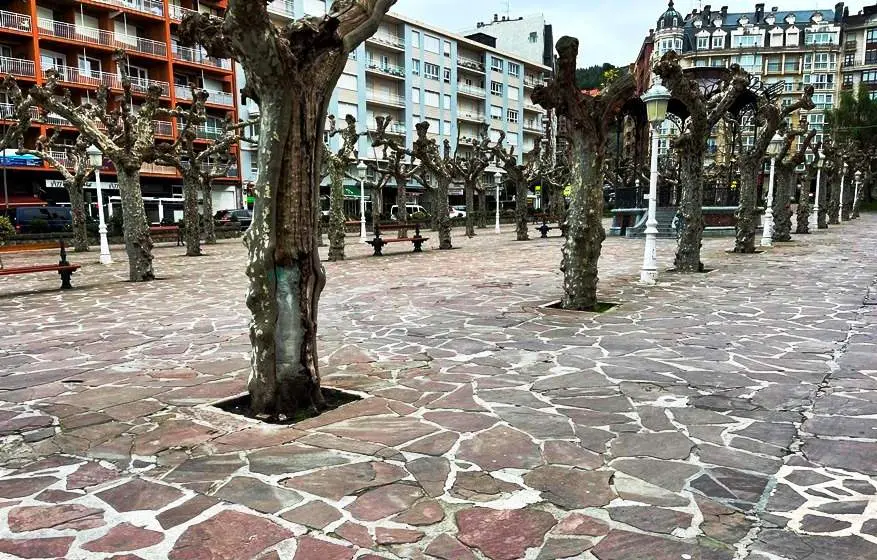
[494,170,504,233]
[854,170,862,219]
[838,163,848,223]
[86,144,112,265]
[762,134,784,248]
[357,161,368,241]
[811,153,823,229]
[639,80,671,285]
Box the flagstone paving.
[0,218,876,559]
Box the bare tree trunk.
[327,170,345,261]
[246,93,326,418]
[202,180,217,244]
[675,144,705,272]
[772,169,793,242]
[317,218,325,246]
[465,181,475,237]
[477,188,487,229]
[396,178,408,238]
[372,183,383,233]
[796,178,811,234]
[515,176,529,241]
[828,175,840,225]
[183,171,202,256]
[68,181,89,253]
[734,162,759,253]
[436,177,451,249]
[818,173,830,229]
[842,180,853,221]
[116,166,154,281]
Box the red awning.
[1,195,47,208]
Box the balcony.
[0,104,40,120]
[457,84,486,98]
[38,19,167,58]
[174,85,235,107]
[523,121,542,133]
[845,40,857,51]
[365,90,405,107]
[89,0,164,18]
[368,33,405,50]
[368,122,406,136]
[523,75,542,88]
[47,150,73,168]
[195,124,225,140]
[458,111,486,123]
[45,65,170,96]
[169,4,198,21]
[523,102,542,112]
[458,57,485,73]
[365,60,405,79]
[842,58,877,69]
[0,56,36,78]
[197,162,239,177]
[141,162,178,175]
[0,10,31,33]
[267,0,296,18]
[172,44,232,70]
[154,120,173,136]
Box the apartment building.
[839,5,877,97]
[650,2,847,158]
[236,1,551,213]
[0,0,241,224]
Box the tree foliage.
[575,63,617,90]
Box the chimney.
[704,4,712,18]
[834,2,844,22]
[493,13,499,22]
[721,6,728,18]
[755,3,764,22]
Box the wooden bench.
[149,225,182,246]
[0,240,81,290]
[365,225,429,256]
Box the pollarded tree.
[820,138,838,228]
[25,51,162,281]
[532,37,636,310]
[796,140,821,235]
[773,124,817,242]
[654,53,749,271]
[324,114,366,261]
[369,122,422,238]
[180,0,396,417]
[732,85,814,253]
[155,87,255,256]
[492,133,538,241]
[450,124,492,238]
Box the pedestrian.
[671,209,684,239]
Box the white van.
[390,204,427,220]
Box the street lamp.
[839,163,848,223]
[357,161,368,241]
[854,170,862,219]
[86,144,112,265]
[639,79,671,285]
[811,153,823,229]
[762,133,784,248]
[494,169,505,233]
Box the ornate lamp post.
[853,170,862,220]
[86,144,112,265]
[494,169,504,233]
[838,163,848,223]
[639,79,671,285]
[357,161,368,241]
[762,134,784,248]
[811,153,823,229]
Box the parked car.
[214,209,253,229]
[390,204,428,221]
[13,206,72,234]
[449,205,467,219]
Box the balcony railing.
[195,124,225,139]
[172,44,232,70]
[458,111,486,122]
[524,102,542,112]
[0,104,40,120]
[458,84,486,97]
[90,0,164,18]
[154,120,173,136]
[141,162,177,175]
[174,85,235,106]
[365,60,405,78]
[38,19,167,57]
[523,121,542,132]
[368,123,406,135]
[198,162,239,176]
[845,40,857,51]
[365,90,405,106]
[458,57,485,72]
[0,10,31,32]
[267,0,296,17]
[524,75,543,88]
[0,56,36,78]
[169,4,198,21]
[47,150,73,168]
[369,33,404,49]
[45,65,170,96]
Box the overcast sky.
[393,0,873,67]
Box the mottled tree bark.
[796,179,812,235]
[734,163,760,253]
[464,180,476,237]
[515,175,529,241]
[477,188,487,228]
[772,167,793,242]
[435,176,452,249]
[327,170,346,261]
[675,138,705,270]
[117,166,155,280]
[396,178,408,238]
[842,176,854,221]
[68,181,89,253]
[203,180,217,243]
[828,173,841,225]
[371,182,384,233]
[182,169,202,256]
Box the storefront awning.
[1,195,47,208]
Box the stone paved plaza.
[0,217,876,560]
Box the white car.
[450,205,467,218]
[390,204,427,220]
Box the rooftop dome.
[657,0,683,30]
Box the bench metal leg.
[59,269,73,290]
[412,239,424,252]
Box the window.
[491,56,503,72]
[78,55,102,77]
[813,93,833,110]
[867,50,877,65]
[804,73,834,90]
[412,59,420,75]
[443,41,451,57]
[786,29,800,45]
[843,74,854,89]
[529,32,538,43]
[508,62,520,78]
[712,35,724,49]
[805,31,838,45]
[508,85,519,101]
[411,31,420,48]
[443,120,451,135]
[337,102,358,120]
[733,34,759,48]
[443,94,451,109]
[784,57,800,72]
[338,73,357,90]
[424,35,440,53]
[868,28,877,43]
[490,105,503,120]
[507,132,518,146]
[424,62,439,81]
[424,90,440,107]
[490,82,503,96]
[695,58,707,67]
[411,87,420,103]
[427,117,440,133]
[507,109,519,123]
[862,70,877,84]
[249,156,258,174]
[697,36,709,49]
[444,68,451,83]
[766,56,781,72]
